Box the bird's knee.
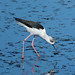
[31,43,33,47]
[23,40,24,43]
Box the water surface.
[0,0,75,75]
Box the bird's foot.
[54,51,60,55]
[22,57,24,59]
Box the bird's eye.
[50,40,54,43]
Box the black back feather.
[14,17,44,29]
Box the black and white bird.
[14,17,56,59]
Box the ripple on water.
[0,52,5,57]
[8,61,15,65]
[7,51,20,55]
[5,25,10,29]
[60,38,71,41]
[11,0,17,2]
[72,18,75,22]
[14,64,21,68]
[8,42,14,47]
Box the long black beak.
[52,44,57,50]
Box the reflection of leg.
[32,57,40,75]
[22,59,24,75]
[22,33,32,59]
[31,35,40,57]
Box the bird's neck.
[41,33,50,43]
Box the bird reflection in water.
[22,57,40,75]
[32,57,40,75]
[45,70,54,75]
[22,59,24,75]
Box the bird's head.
[49,38,55,45]
[48,36,55,45]
[48,36,56,50]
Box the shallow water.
[0,0,75,75]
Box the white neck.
[40,33,51,43]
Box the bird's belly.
[27,28,40,35]
[27,27,46,36]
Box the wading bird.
[14,17,56,59]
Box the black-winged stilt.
[14,17,56,59]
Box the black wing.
[14,17,44,29]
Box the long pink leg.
[22,33,32,59]
[31,36,40,58]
